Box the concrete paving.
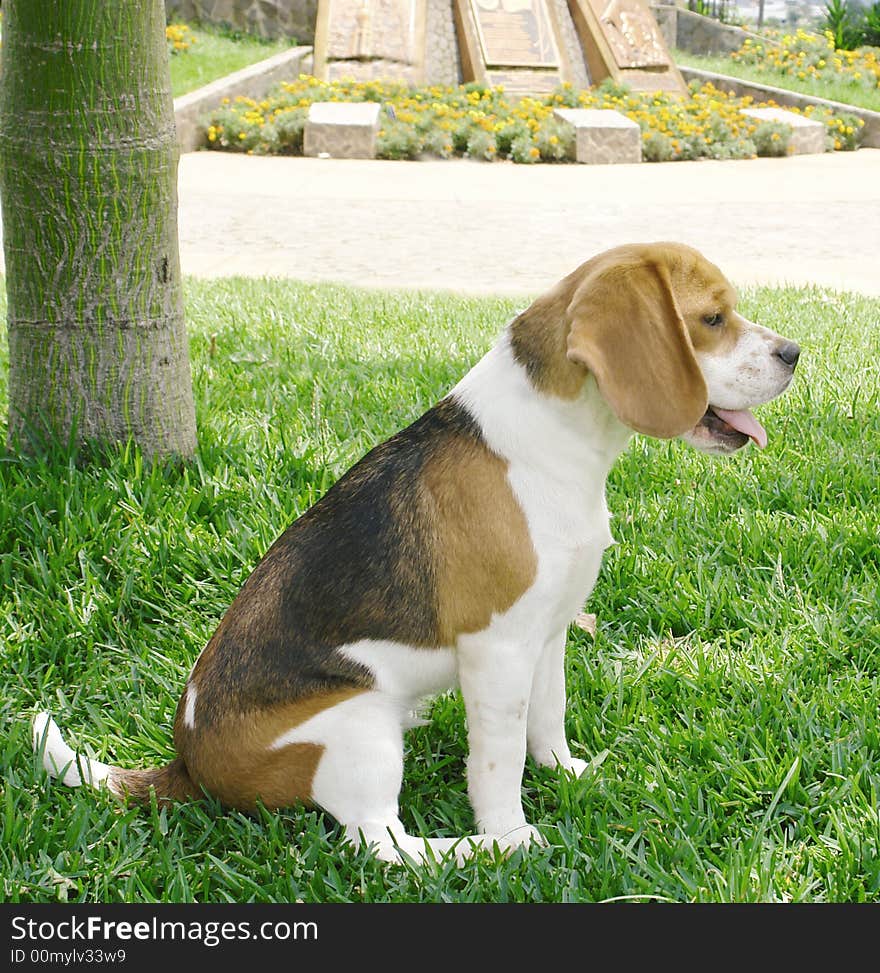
[176,147,880,297]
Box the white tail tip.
[32,711,113,789]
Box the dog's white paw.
[489,824,545,855]
[560,756,590,778]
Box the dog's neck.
[449,328,633,489]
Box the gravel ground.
[174,148,880,298]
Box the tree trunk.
[0,0,197,460]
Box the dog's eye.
[702,313,724,328]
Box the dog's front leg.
[526,630,589,777]
[457,639,542,849]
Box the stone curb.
[651,5,775,57]
[680,66,880,149]
[553,108,642,164]
[173,45,314,153]
[741,106,826,155]
[303,102,381,159]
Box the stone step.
[303,102,382,160]
[553,109,642,165]
[740,107,826,155]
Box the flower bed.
[167,23,197,55]
[203,74,865,163]
[679,28,880,113]
[733,29,879,90]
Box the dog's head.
[514,242,799,455]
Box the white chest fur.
[451,331,631,638]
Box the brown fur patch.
[419,418,537,644]
[174,687,364,812]
[509,271,589,400]
[564,247,709,438]
[653,245,741,356]
[510,243,745,428]
[111,758,202,809]
[686,307,745,356]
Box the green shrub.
[268,107,307,155]
[823,0,880,48]
[509,130,541,163]
[823,0,864,49]
[709,135,758,159]
[641,130,675,162]
[863,1,880,46]
[420,127,455,159]
[377,119,423,160]
[752,119,793,156]
[534,117,575,161]
[548,82,584,108]
[495,118,531,157]
[595,77,633,99]
[166,23,196,55]
[821,108,864,150]
[464,126,498,161]
[451,117,473,154]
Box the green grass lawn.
[675,49,880,112]
[2,278,879,903]
[169,24,293,98]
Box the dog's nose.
[774,341,800,369]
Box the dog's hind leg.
[275,690,493,865]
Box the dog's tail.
[32,712,201,807]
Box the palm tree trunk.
[0,0,197,460]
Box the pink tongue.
[713,408,768,449]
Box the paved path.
[177,148,880,297]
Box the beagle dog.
[33,242,800,865]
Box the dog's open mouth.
[697,406,768,450]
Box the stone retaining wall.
[651,5,767,55]
[165,0,316,43]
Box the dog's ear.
[566,253,708,439]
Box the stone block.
[303,102,381,159]
[740,107,826,155]
[553,109,642,165]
